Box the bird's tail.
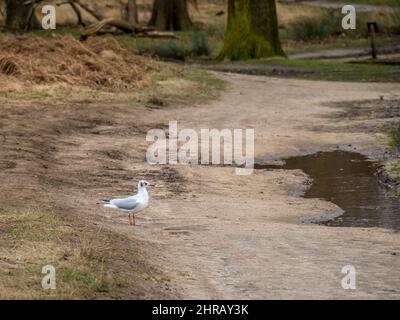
[97,200,118,209]
[97,199,110,205]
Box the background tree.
[218,0,285,60]
[121,0,139,24]
[5,0,37,31]
[5,0,105,32]
[149,0,192,31]
[127,0,139,24]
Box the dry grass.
[277,4,328,27]
[0,35,158,91]
[0,205,117,299]
[0,64,225,110]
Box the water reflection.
[262,151,400,231]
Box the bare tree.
[127,0,138,24]
[5,0,37,31]
[149,0,192,31]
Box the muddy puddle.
[258,151,400,231]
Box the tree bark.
[127,0,139,24]
[5,0,37,31]
[149,0,192,31]
[218,0,285,60]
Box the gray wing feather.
[110,197,140,210]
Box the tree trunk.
[5,0,37,31]
[127,0,139,24]
[149,0,192,31]
[218,0,285,60]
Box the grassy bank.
[265,58,400,82]
[0,206,115,298]
[203,57,400,82]
[0,202,179,299]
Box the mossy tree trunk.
[218,0,285,60]
[149,0,192,31]
[5,0,37,32]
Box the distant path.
[281,0,399,12]
[289,44,400,61]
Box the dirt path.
[286,1,399,13]
[289,44,400,61]
[2,73,399,298]
[50,73,399,299]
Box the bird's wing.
[110,197,140,211]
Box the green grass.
[8,214,62,241]
[146,40,187,60]
[58,266,114,294]
[288,17,338,41]
[244,57,400,82]
[0,206,118,299]
[0,207,63,242]
[388,122,400,150]
[148,66,227,106]
[184,67,227,91]
[116,30,212,60]
[190,30,211,56]
[392,163,400,173]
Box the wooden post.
[367,22,378,60]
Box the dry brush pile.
[0,35,159,91]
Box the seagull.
[100,180,150,226]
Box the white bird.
[100,180,150,226]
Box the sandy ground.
[293,1,400,13]
[1,73,400,299]
[290,44,400,61]
[126,74,400,299]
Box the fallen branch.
[69,1,85,26]
[80,19,177,41]
[136,31,178,39]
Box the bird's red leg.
[128,214,132,225]
[133,215,136,226]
